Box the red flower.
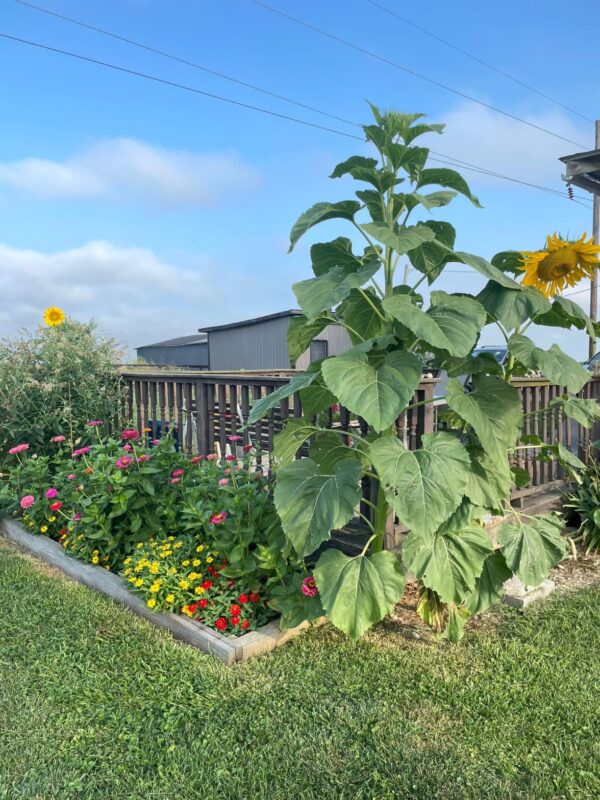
[238,594,249,604]
[187,603,198,614]
[243,444,253,453]
[84,466,94,474]
[215,617,228,631]
[210,512,227,525]
[225,455,236,462]
[226,579,236,589]
[190,455,204,463]
[59,527,67,536]
[198,598,208,609]
[231,615,241,626]
[49,501,63,511]
[121,429,140,441]
[249,592,260,604]
[241,619,251,630]
[202,580,212,590]
[229,604,241,616]
[208,566,217,576]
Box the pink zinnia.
[190,455,204,463]
[301,576,319,598]
[115,455,133,469]
[137,454,150,462]
[45,488,58,499]
[170,477,181,485]
[151,438,160,446]
[225,455,236,462]
[207,453,218,461]
[171,468,184,478]
[9,444,29,455]
[72,512,81,522]
[218,478,229,486]
[51,435,66,443]
[121,429,140,441]
[87,420,104,427]
[243,444,253,453]
[122,444,133,452]
[66,473,76,480]
[20,495,35,510]
[224,468,231,476]
[227,435,242,442]
[72,447,91,457]
[210,512,227,525]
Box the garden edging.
[0,518,324,665]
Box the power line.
[11,1,590,205]
[0,32,364,140]
[0,30,590,210]
[13,0,358,129]
[245,0,589,150]
[366,0,593,124]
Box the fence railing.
[119,369,600,527]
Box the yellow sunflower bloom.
[43,306,66,326]
[519,232,600,298]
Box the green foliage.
[247,103,598,640]
[0,319,124,463]
[565,453,600,553]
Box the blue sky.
[1,0,599,358]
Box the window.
[309,340,328,362]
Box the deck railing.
[119,368,600,523]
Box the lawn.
[0,541,599,800]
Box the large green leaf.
[288,201,361,252]
[463,443,513,512]
[446,376,522,462]
[273,418,319,465]
[508,334,589,393]
[330,155,379,180]
[476,281,550,330]
[287,314,333,365]
[402,523,493,604]
[491,250,525,274]
[411,190,458,210]
[310,237,360,277]
[339,288,386,344]
[497,513,567,586]
[465,551,512,615]
[534,296,595,338]
[299,369,337,416]
[370,432,471,536]
[361,222,436,253]
[417,167,481,207]
[274,458,362,558]
[247,372,317,426]
[321,349,422,432]
[382,292,484,357]
[408,220,456,283]
[293,260,380,319]
[550,395,600,427]
[449,252,522,289]
[314,549,405,639]
[308,431,371,473]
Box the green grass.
[1,543,599,800]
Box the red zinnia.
[202,580,212,590]
[187,603,198,614]
[229,604,241,616]
[249,592,260,604]
[231,615,241,626]
[49,501,63,511]
[238,594,249,604]
[241,619,251,630]
[198,598,208,609]
[121,429,140,441]
[215,617,227,631]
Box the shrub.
[0,317,124,463]
[565,452,600,553]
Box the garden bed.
[0,518,323,665]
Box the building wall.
[207,316,292,370]
[137,343,209,368]
[294,324,352,370]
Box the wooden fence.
[119,368,600,516]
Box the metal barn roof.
[137,334,207,349]
[199,309,302,333]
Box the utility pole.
[590,120,600,360]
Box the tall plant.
[250,105,600,640]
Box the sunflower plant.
[248,104,600,641]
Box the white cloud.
[425,103,590,188]
[0,240,296,358]
[0,138,261,208]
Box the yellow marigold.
[168,536,175,541]
[165,594,175,603]
[182,560,190,567]
[174,542,183,549]
[149,562,160,574]
[137,542,144,548]
[123,568,131,575]
[147,598,156,609]
[179,579,189,590]
[206,556,214,564]
[192,559,201,567]
[92,556,99,565]
[43,306,66,327]
[40,525,48,533]
[189,572,199,581]
[182,606,194,617]
[168,567,177,576]
[135,578,143,588]
[520,232,600,298]
[196,545,205,553]
[48,516,56,523]
[194,585,205,595]
[123,557,132,565]
[149,580,162,593]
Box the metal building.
[136,334,209,368]
[201,310,351,371]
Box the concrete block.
[502,576,556,609]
